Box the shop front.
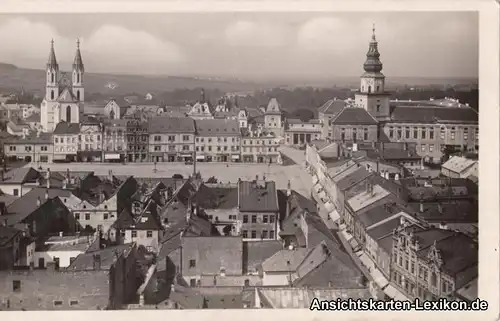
[77,151,102,163]
[104,153,123,163]
[231,154,240,162]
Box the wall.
[33,250,85,268]
[262,272,294,286]
[331,125,378,143]
[0,184,32,197]
[124,229,159,252]
[0,270,110,310]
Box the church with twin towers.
[40,39,85,132]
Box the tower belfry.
[354,25,391,121]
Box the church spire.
[363,24,383,73]
[47,39,59,71]
[72,38,85,72]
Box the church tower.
[45,39,59,102]
[354,25,391,120]
[72,39,85,102]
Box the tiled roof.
[194,184,238,210]
[243,240,282,273]
[181,236,243,275]
[195,119,240,136]
[57,87,78,102]
[347,184,391,213]
[261,248,310,272]
[149,116,195,134]
[202,294,244,309]
[265,98,281,115]
[331,107,378,125]
[442,156,477,174]
[4,132,53,144]
[336,167,372,191]
[0,167,40,184]
[318,99,347,115]
[258,288,370,308]
[238,180,279,213]
[114,207,162,231]
[408,200,478,223]
[389,106,478,124]
[357,202,404,228]
[366,215,404,240]
[418,232,477,277]
[67,243,135,271]
[53,122,80,135]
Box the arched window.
[51,91,54,100]
[77,73,80,83]
[368,86,372,93]
[51,73,54,83]
[66,106,72,121]
[376,85,380,92]
[76,91,80,101]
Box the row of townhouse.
[304,143,478,302]
[2,116,281,164]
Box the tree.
[291,108,315,122]
[222,225,232,236]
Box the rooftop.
[238,180,279,213]
[347,184,391,213]
[66,243,135,271]
[149,116,195,134]
[243,240,283,273]
[318,99,347,115]
[53,122,81,135]
[195,119,240,136]
[194,184,238,210]
[331,107,378,125]
[389,106,478,124]
[4,132,53,145]
[442,156,477,174]
[0,167,41,185]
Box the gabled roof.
[194,184,238,210]
[0,226,22,246]
[195,119,240,136]
[53,122,80,135]
[67,243,135,271]
[57,87,78,103]
[318,99,347,115]
[331,107,378,125]
[0,167,40,185]
[265,98,281,115]
[243,240,282,273]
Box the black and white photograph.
[0,3,497,317]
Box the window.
[405,128,410,139]
[53,300,63,307]
[421,128,426,139]
[251,215,257,223]
[431,272,437,286]
[269,230,275,239]
[398,255,402,266]
[190,279,196,287]
[243,215,248,223]
[463,128,469,140]
[147,231,153,238]
[397,128,402,139]
[12,280,21,292]
[251,230,257,239]
[410,262,415,274]
[429,144,434,152]
[154,135,161,142]
[182,145,189,151]
[404,259,409,270]
[269,215,275,223]
[440,128,445,140]
[429,130,434,139]
[13,189,19,196]
[25,146,31,152]
[69,300,78,306]
[389,127,394,139]
[168,135,175,142]
[423,269,428,281]
[189,259,196,268]
[353,132,357,142]
[413,128,418,139]
[242,230,248,238]
[183,135,190,141]
[103,213,108,220]
[75,213,80,220]
[421,144,426,152]
[340,128,345,141]
[262,230,268,239]
[364,128,368,141]
[450,127,456,140]
[376,104,380,112]
[131,230,137,238]
[262,215,268,223]
[85,213,90,220]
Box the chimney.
[93,254,101,270]
[437,203,443,214]
[59,231,63,237]
[99,191,106,204]
[420,157,425,170]
[255,174,259,182]
[45,168,51,180]
[420,201,424,213]
[286,180,291,197]
[394,173,400,181]
[62,178,67,189]
[37,197,41,207]
[45,189,49,201]
[66,168,70,180]
[108,169,113,181]
[29,261,34,271]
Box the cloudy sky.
[0,12,478,81]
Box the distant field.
[0,65,268,96]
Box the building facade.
[148,117,196,163]
[53,123,80,162]
[125,119,149,163]
[195,119,241,162]
[3,133,54,163]
[284,119,322,146]
[103,119,127,162]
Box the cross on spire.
[372,23,376,41]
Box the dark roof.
[195,119,240,136]
[336,167,372,191]
[4,132,52,145]
[66,243,135,271]
[280,191,317,240]
[0,167,40,184]
[389,106,478,124]
[6,187,72,215]
[73,173,125,206]
[366,216,403,240]
[149,116,195,134]
[238,180,278,213]
[181,236,243,275]
[318,99,347,115]
[0,226,22,246]
[357,202,404,228]
[53,122,81,135]
[243,241,282,273]
[194,184,238,210]
[408,200,478,223]
[331,107,378,125]
[114,207,162,230]
[418,232,477,277]
[203,294,244,309]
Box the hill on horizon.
[0,62,478,97]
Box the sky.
[0,12,478,81]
